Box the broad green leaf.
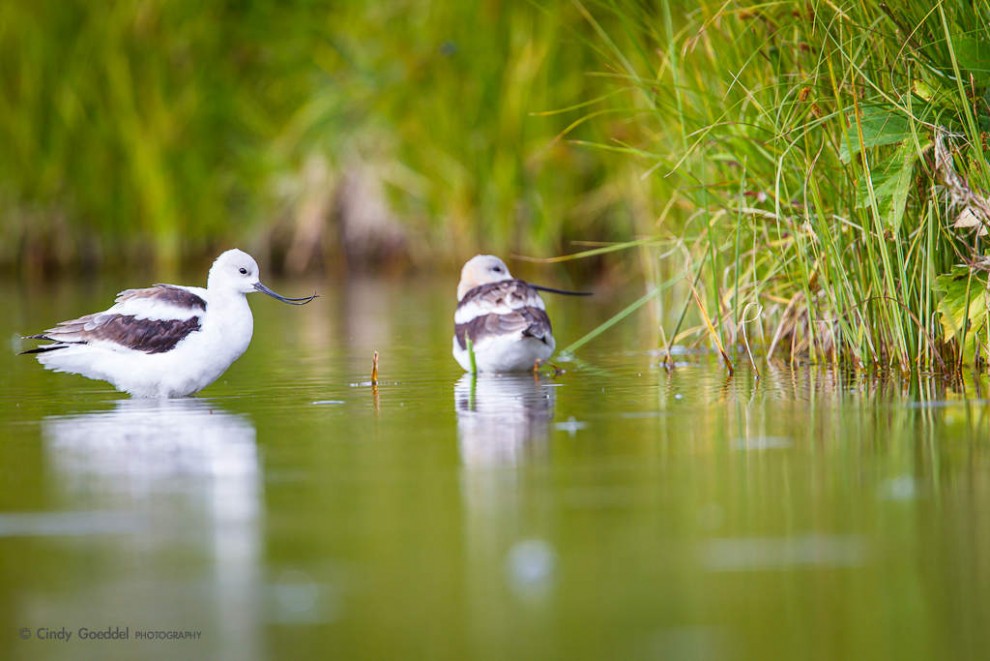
[888,140,928,231]
[840,106,911,163]
[934,266,990,363]
[854,141,926,230]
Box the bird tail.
[21,345,69,355]
[20,334,76,355]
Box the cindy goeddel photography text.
[18,626,202,642]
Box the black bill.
[530,284,593,296]
[254,282,319,305]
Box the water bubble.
[268,570,340,624]
[554,417,587,435]
[506,539,556,598]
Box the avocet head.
[208,249,318,305]
[457,255,514,301]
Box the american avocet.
[22,249,317,398]
[452,255,590,373]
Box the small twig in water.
[740,303,762,379]
[371,351,380,413]
[689,281,734,375]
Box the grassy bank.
[577,1,990,372]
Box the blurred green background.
[6,0,990,369]
[0,0,650,278]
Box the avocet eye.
[239,267,248,275]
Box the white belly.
[452,332,555,373]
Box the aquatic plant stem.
[466,337,477,375]
[559,284,665,357]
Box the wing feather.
[112,284,207,319]
[455,280,545,324]
[24,284,206,354]
[455,306,552,350]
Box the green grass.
[573,1,990,371]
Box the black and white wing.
[454,280,552,350]
[24,285,207,354]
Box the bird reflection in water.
[41,399,262,659]
[454,373,556,467]
[455,373,560,628]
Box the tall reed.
[576,1,990,371]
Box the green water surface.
[0,276,988,661]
